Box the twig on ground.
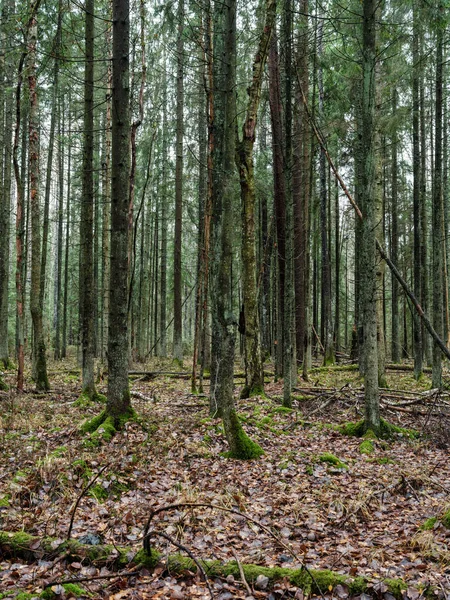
[67,464,108,540]
[231,548,253,596]
[154,531,214,600]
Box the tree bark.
[107,0,132,422]
[28,2,49,391]
[236,0,275,399]
[173,0,184,365]
[79,0,96,398]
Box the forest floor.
[0,358,450,600]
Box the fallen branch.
[67,464,108,540]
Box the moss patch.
[339,418,418,440]
[359,440,374,455]
[442,510,450,529]
[318,452,348,469]
[223,411,264,459]
[420,517,437,531]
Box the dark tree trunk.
[79,0,96,398]
[173,0,184,365]
[107,0,132,421]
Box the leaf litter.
[0,361,449,599]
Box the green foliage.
[0,494,10,507]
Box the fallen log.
[0,529,416,598]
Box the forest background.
[0,0,450,598]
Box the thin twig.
[44,570,141,588]
[154,531,214,600]
[67,464,108,540]
[231,548,253,596]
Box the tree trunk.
[210,0,262,458]
[391,90,400,364]
[268,33,286,379]
[360,0,379,432]
[28,4,49,391]
[432,5,444,389]
[54,96,64,360]
[79,0,96,398]
[107,0,132,422]
[412,8,423,379]
[173,0,184,365]
[236,0,275,399]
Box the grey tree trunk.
[173,0,184,365]
[107,0,132,421]
[28,5,49,391]
[412,8,423,379]
[432,6,444,389]
[391,90,400,364]
[360,0,379,432]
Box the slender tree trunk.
[360,0,379,432]
[28,4,49,391]
[432,6,444,388]
[173,0,184,365]
[412,8,423,378]
[391,90,400,363]
[107,0,132,422]
[209,0,262,458]
[0,0,15,370]
[317,18,334,366]
[54,97,64,360]
[268,33,286,379]
[158,55,168,358]
[62,98,71,360]
[236,0,275,398]
[79,0,96,398]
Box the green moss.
[15,594,33,600]
[223,411,264,460]
[81,410,107,433]
[384,578,406,599]
[134,548,160,569]
[271,406,294,414]
[442,510,450,528]
[88,483,109,501]
[420,517,437,531]
[305,464,313,475]
[41,583,86,599]
[359,440,374,455]
[0,494,10,507]
[339,418,418,440]
[50,446,67,458]
[375,457,394,465]
[0,377,8,391]
[318,452,348,469]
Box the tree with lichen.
[236,0,276,399]
[209,0,263,459]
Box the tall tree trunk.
[158,55,168,358]
[62,97,71,360]
[391,90,400,363]
[54,97,64,360]
[79,0,96,398]
[317,17,334,366]
[0,0,15,370]
[268,33,286,379]
[432,5,444,388]
[360,0,379,432]
[173,0,184,365]
[107,0,132,422]
[28,3,49,391]
[236,0,275,399]
[209,0,262,458]
[412,7,423,379]
[293,0,310,374]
